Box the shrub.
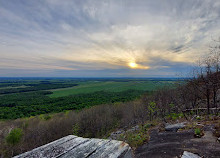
[6,128,23,146]
[126,131,148,147]
[194,128,201,137]
[167,113,184,120]
[72,123,80,136]
[179,113,184,118]
[169,103,175,108]
[44,115,52,120]
[148,101,157,120]
[196,116,201,120]
[148,101,157,113]
[142,123,153,131]
[39,114,52,120]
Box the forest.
[0,79,173,119]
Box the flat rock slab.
[14,135,133,158]
[135,128,220,158]
[165,123,185,132]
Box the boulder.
[181,151,201,158]
[165,122,185,132]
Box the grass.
[49,81,174,98]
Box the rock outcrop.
[135,124,220,158]
[165,122,186,132]
[14,135,133,158]
[181,151,201,158]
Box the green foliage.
[190,111,195,115]
[64,110,70,116]
[49,80,174,98]
[72,124,80,136]
[39,114,52,120]
[169,103,175,108]
[0,82,77,95]
[0,79,176,120]
[6,128,23,146]
[167,113,184,120]
[126,131,148,147]
[0,90,145,119]
[196,116,201,120]
[179,113,184,117]
[142,123,153,131]
[194,128,201,136]
[148,101,157,113]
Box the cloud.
[0,0,220,77]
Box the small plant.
[171,113,178,120]
[190,111,195,115]
[6,128,23,146]
[196,116,201,120]
[142,123,153,131]
[179,113,184,118]
[148,101,157,113]
[72,123,80,136]
[169,103,175,108]
[148,101,157,121]
[194,128,202,138]
[167,113,184,120]
[126,132,145,147]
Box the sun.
[129,62,138,68]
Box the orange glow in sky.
[129,62,138,68]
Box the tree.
[5,128,23,156]
[148,101,157,121]
[6,128,23,146]
[192,38,220,114]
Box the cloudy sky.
[0,0,220,77]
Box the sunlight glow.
[128,62,150,69]
[129,62,138,68]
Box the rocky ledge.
[13,135,133,158]
[135,123,220,158]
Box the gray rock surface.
[109,125,140,140]
[109,129,125,140]
[13,135,133,158]
[165,122,185,132]
[135,125,220,158]
[127,125,139,132]
[181,151,201,158]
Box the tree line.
[0,90,147,119]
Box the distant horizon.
[0,76,188,79]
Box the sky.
[0,0,220,77]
